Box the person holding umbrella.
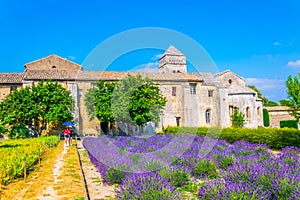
[64,126,71,146]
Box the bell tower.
[159,45,187,73]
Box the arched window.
[205,109,211,124]
[246,107,251,119]
[257,107,261,118]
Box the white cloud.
[273,42,281,46]
[129,62,159,73]
[151,54,163,60]
[287,60,300,67]
[68,55,76,60]
[245,78,284,90]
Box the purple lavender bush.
[116,173,181,200]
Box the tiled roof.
[0,73,24,83]
[76,71,202,82]
[214,70,245,81]
[23,70,79,80]
[265,106,292,111]
[163,45,184,56]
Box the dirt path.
[0,141,85,200]
[77,140,116,200]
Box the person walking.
[64,127,71,146]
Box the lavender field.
[83,134,300,199]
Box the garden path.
[77,139,116,200]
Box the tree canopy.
[286,74,300,120]
[0,81,73,135]
[91,74,167,131]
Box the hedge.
[160,126,300,149]
[280,120,298,129]
[263,108,270,127]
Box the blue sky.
[0,0,299,102]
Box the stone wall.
[265,106,295,128]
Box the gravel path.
[77,140,116,200]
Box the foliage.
[248,85,278,106]
[159,167,191,187]
[8,123,29,139]
[0,81,73,131]
[0,136,60,185]
[263,108,270,127]
[279,99,294,107]
[286,74,300,120]
[280,120,298,129]
[83,135,300,199]
[31,81,73,124]
[116,173,181,200]
[93,75,166,134]
[94,81,117,123]
[84,87,97,121]
[112,74,167,126]
[105,166,126,184]
[193,159,219,178]
[161,126,300,149]
[231,109,246,128]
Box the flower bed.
[83,135,300,199]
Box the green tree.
[286,74,300,120]
[0,81,73,134]
[263,108,270,127]
[93,74,166,135]
[84,87,97,121]
[279,99,294,107]
[248,85,278,106]
[31,81,73,125]
[231,109,246,128]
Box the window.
[176,117,181,126]
[172,87,177,96]
[205,109,211,124]
[246,107,251,119]
[190,83,196,95]
[228,79,232,84]
[257,107,261,118]
[208,90,213,97]
[52,65,56,69]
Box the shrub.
[280,120,298,129]
[105,164,127,184]
[163,126,300,149]
[8,124,29,139]
[116,173,181,200]
[193,159,219,178]
[263,108,270,127]
[231,109,246,128]
[159,167,191,187]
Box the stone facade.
[0,46,264,136]
[265,106,295,128]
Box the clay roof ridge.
[24,54,82,68]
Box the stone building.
[0,46,263,136]
[265,106,295,128]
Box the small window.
[205,109,211,124]
[257,107,261,118]
[208,90,213,97]
[190,83,196,95]
[52,65,57,69]
[228,79,232,84]
[246,107,251,119]
[172,87,176,96]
